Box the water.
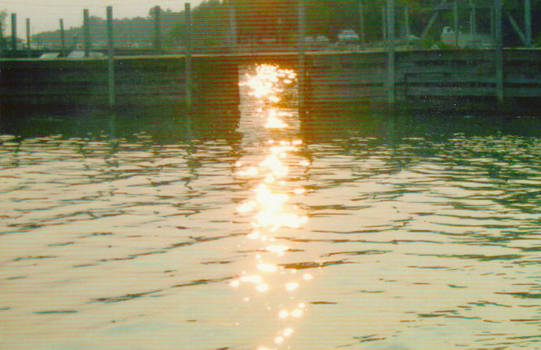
[1,64,540,350]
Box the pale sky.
[1,0,205,36]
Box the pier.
[1,48,540,113]
[1,0,540,114]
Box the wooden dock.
[1,48,540,113]
[305,48,541,112]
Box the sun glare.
[234,63,310,350]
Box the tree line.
[1,0,540,51]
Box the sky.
[1,0,205,36]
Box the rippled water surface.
[1,65,540,350]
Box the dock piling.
[26,18,31,57]
[83,9,90,57]
[11,13,16,52]
[386,0,395,104]
[59,19,65,57]
[359,1,365,43]
[153,6,161,54]
[495,0,503,103]
[185,3,193,109]
[525,0,531,47]
[470,1,476,35]
[404,5,410,37]
[106,6,115,108]
[228,4,237,49]
[453,1,459,47]
[298,0,306,113]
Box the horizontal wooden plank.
[402,75,496,84]
[404,86,497,97]
[504,87,541,97]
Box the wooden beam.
[507,12,527,46]
[421,0,447,39]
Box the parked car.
[39,52,60,59]
[67,50,105,58]
[337,29,360,42]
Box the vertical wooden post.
[298,0,306,113]
[228,4,237,49]
[470,1,476,35]
[359,0,365,43]
[59,19,65,56]
[26,18,31,57]
[490,6,495,40]
[524,0,531,47]
[185,3,193,109]
[382,7,387,41]
[0,15,4,57]
[404,5,410,37]
[0,19,3,57]
[495,0,503,103]
[153,6,161,53]
[387,0,395,104]
[453,1,459,47]
[11,13,16,52]
[106,6,115,108]
[83,9,90,57]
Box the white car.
[337,29,360,42]
[39,52,60,59]
[67,50,105,58]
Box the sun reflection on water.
[234,64,311,349]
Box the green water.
[0,66,540,350]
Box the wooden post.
[59,19,65,56]
[26,18,31,57]
[0,15,3,57]
[495,0,503,103]
[524,0,531,47]
[387,0,395,104]
[185,3,193,109]
[11,13,16,52]
[83,9,90,57]
[382,7,387,41]
[153,6,161,53]
[470,1,476,35]
[453,1,459,47]
[490,6,495,40]
[298,0,306,113]
[404,5,410,37]
[359,0,365,43]
[106,6,115,108]
[228,4,237,49]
